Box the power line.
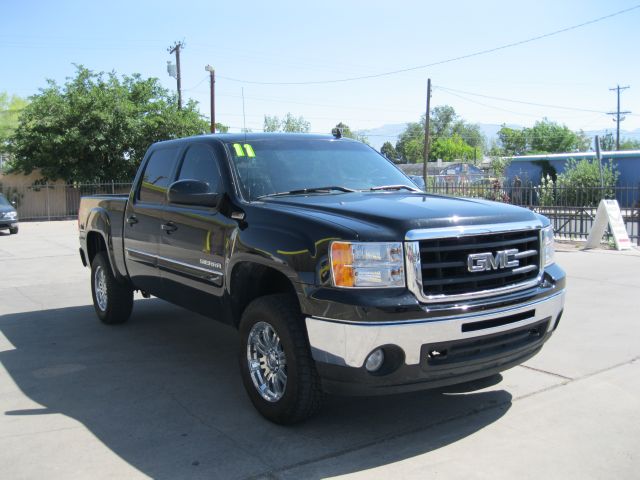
[216,5,640,85]
[436,86,607,114]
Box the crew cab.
[78,133,565,424]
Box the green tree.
[528,119,589,154]
[333,122,368,143]
[619,138,640,150]
[282,113,310,133]
[380,141,398,161]
[430,134,476,162]
[7,66,208,183]
[263,113,310,133]
[395,106,485,163]
[0,92,28,146]
[496,119,589,156]
[263,115,281,132]
[215,122,229,133]
[395,118,424,163]
[496,126,528,155]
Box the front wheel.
[9,227,18,234]
[91,252,133,324]
[239,294,323,424]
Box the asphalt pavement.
[0,221,638,479]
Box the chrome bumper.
[306,289,565,368]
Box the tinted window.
[177,144,221,192]
[227,139,413,200]
[139,148,179,203]
[0,194,9,206]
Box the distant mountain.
[357,123,408,150]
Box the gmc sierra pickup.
[78,132,565,424]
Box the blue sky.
[2,0,639,138]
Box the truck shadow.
[1,299,511,479]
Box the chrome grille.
[418,229,541,298]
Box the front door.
[158,143,234,318]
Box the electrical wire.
[216,5,640,85]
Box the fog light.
[365,348,385,372]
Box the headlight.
[541,225,555,267]
[5,211,17,220]
[330,241,405,288]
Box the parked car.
[0,194,18,234]
[78,133,565,424]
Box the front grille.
[422,319,550,368]
[419,229,541,298]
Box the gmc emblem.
[467,249,520,272]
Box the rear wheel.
[239,294,323,424]
[91,251,133,324]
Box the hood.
[0,205,16,214]
[259,192,539,240]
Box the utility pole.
[422,78,432,190]
[167,41,184,109]
[205,65,215,133]
[607,85,630,150]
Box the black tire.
[239,294,324,424]
[9,227,18,234]
[90,251,133,325]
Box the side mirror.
[168,179,220,208]
[11,200,17,207]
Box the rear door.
[124,146,181,295]
[157,143,235,317]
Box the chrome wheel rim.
[94,266,108,311]
[247,321,287,402]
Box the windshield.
[0,194,10,206]
[226,138,414,201]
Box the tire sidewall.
[239,298,303,422]
[91,253,111,322]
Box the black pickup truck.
[78,133,565,424]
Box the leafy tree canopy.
[495,119,589,156]
[380,141,398,161]
[395,106,485,163]
[600,132,640,151]
[263,113,310,133]
[0,92,28,146]
[7,66,208,182]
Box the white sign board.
[585,199,632,250]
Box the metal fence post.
[46,185,51,221]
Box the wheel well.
[230,262,299,326]
[86,231,107,266]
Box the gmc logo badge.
[467,249,520,272]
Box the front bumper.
[0,221,18,230]
[306,288,565,395]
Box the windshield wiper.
[258,186,356,199]
[368,184,421,192]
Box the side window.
[139,148,179,204]
[177,144,221,192]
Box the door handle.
[126,215,138,225]
[161,222,178,234]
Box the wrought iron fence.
[4,178,639,246]
[425,178,640,245]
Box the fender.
[85,207,128,281]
